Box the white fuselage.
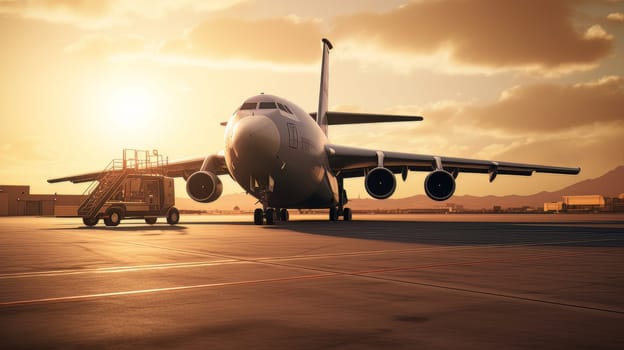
[224,94,339,208]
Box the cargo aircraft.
[49,39,580,225]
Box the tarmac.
[0,213,623,349]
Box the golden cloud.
[332,0,613,73]
[607,12,624,22]
[0,0,116,27]
[160,16,324,65]
[0,0,248,27]
[65,34,146,58]
[470,76,624,132]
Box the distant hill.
[176,165,624,211]
[556,165,624,197]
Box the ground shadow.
[46,225,189,233]
[269,219,624,247]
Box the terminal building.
[0,185,83,217]
[544,194,624,213]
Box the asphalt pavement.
[1,214,623,349]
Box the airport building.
[0,185,83,217]
[544,194,624,213]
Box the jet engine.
[186,171,223,203]
[365,167,397,199]
[424,170,456,201]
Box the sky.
[0,0,623,200]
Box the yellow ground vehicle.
[77,150,180,227]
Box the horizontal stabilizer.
[310,111,423,125]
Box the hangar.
[0,185,83,217]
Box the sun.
[106,86,155,128]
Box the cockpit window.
[240,102,257,110]
[258,102,277,109]
[277,102,292,114]
[282,104,293,114]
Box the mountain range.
[176,165,624,211]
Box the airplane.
[49,38,580,225]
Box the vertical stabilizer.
[317,38,333,136]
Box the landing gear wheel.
[279,209,289,222]
[166,207,180,225]
[343,208,352,221]
[145,217,157,225]
[265,208,275,225]
[254,209,264,225]
[104,208,122,227]
[82,216,99,227]
[329,207,339,221]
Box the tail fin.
[317,38,333,136]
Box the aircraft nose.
[231,114,280,161]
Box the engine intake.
[186,171,223,203]
[424,170,456,201]
[365,167,396,199]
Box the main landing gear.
[329,177,352,221]
[329,206,352,221]
[254,208,289,225]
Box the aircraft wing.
[326,144,580,180]
[47,154,228,184]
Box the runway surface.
[1,214,623,349]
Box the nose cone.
[231,115,280,163]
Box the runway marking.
[0,272,336,307]
[0,237,620,280]
[2,249,622,315]
[0,259,240,279]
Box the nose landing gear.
[253,207,289,225]
[253,190,289,225]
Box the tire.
[343,208,352,221]
[166,207,180,225]
[279,209,289,222]
[145,217,157,225]
[104,208,122,227]
[265,208,275,225]
[329,207,338,221]
[82,216,99,227]
[254,208,263,225]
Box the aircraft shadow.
[270,219,624,247]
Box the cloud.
[0,0,118,27]
[160,16,324,66]
[331,0,613,74]
[65,34,147,59]
[0,0,248,27]
[607,12,624,22]
[469,76,624,133]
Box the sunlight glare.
[107,86,155,128]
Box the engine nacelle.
[365,167,397,200]
[424,170,456,201]
[186,171,223,203]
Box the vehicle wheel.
[104,208,122,227]
[280,209,289,222]
[166,207,180,225]
[82,216,99,227]
[254,209,263,225]
[145,217,157,225]
[265,208,275,225]
[343,207,352,221]
[329,207,338,221]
